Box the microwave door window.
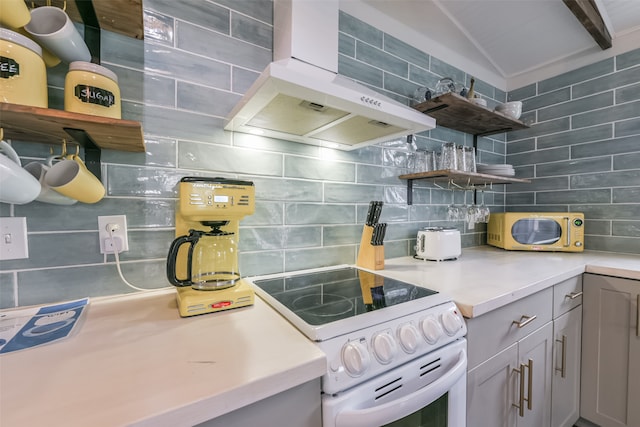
[511,219,562,245]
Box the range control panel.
[318,301,466,395]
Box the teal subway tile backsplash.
[571,170,640,189]
[538,58,613,93]
[617,48,640,70]
[284,156,355,182]
[179,142,283,176]
[536,157,611,177]
[384,34,430,70]
[572,100,640,128]
[145,0,230,35]
[2,3,637,308]
[231,11,273,49]
[285,204,356,225]
[0,273,15,309]
[507,48,640,254]
[612,221,640,237]
[176,81,241,117]
[357,41,408,76]
[324,183,384,203]
[143,10,174,45]
[537,125,611,150]
[573,66,640,98]
[571,135,639,158]
[339,10,383,48]
[613,187,640,203]
[615,117,640,138]
[338,54,384,88]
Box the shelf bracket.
[63,128,102,180]
[76,0,101,64]
[407,179,414,205]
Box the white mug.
[23,159,77,205]
[0,141,41,205]
[24,6,91,64]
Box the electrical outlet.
[98,215,129,254]
[0,217,29,260]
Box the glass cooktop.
[252,267,438,327]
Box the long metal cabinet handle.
[512,315,537,329]
[512,363,526,417]
[564,217,570,247]
[637,294,639,338]
[526,359,533,410]
[555,335,567,378]
[565,291,583,300]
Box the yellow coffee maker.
[167,177,255,317]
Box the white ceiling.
[341,0,640,91]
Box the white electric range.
[249,265,468,427]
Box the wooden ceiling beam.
[563,0,612,49]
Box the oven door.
[322,339,467,427]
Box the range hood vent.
[224,0,435,150]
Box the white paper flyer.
[0,298,89,354]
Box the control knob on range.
[372,331,398,364]
[341,340,371,377]
[397,323,421,354]
[441,307,464,336]
[420,315,443,344]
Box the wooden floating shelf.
[412,92,528,136]
[1,102,145,152]
[399,169,531,186]
[399,170,531,205]
[28,0,144,40]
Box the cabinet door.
[551,306,582,427]
[467,343,519,427]
[518,322,553,427]
[581,274,640,427]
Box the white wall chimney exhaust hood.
[224,0,435,150]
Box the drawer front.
[553,275,583,318]
[466,287,553,370]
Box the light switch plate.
[0,217,29,260]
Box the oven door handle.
[335,350,467,427]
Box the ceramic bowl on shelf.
[495,101,522,119]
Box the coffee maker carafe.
[167,177,255,317]
[167,224,239,290]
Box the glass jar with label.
[64,61,121,119]
[0,28,48,108]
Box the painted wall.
[506,50,640,254]
[1,0,637,309]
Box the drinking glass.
[440,142,457,170]
[463,146,477,172]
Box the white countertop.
[377,246,640,317]
[1,246,638,426]
[0,289,326,427]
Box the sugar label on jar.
[74,85,115,107]
[0,57,20,78]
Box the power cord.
[106,223,170,292]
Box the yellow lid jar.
[0,28,48,108]
[64,61,121,119]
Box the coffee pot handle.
[166,233,199,287]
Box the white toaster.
[415,227,461,261]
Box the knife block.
[356,225,384,270]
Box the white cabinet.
[581,274,640,427]
[552,306,582,427]
[197,379,321,427]
[466,287,554,427]
[466,275,583,427]
[551,275,583,427]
